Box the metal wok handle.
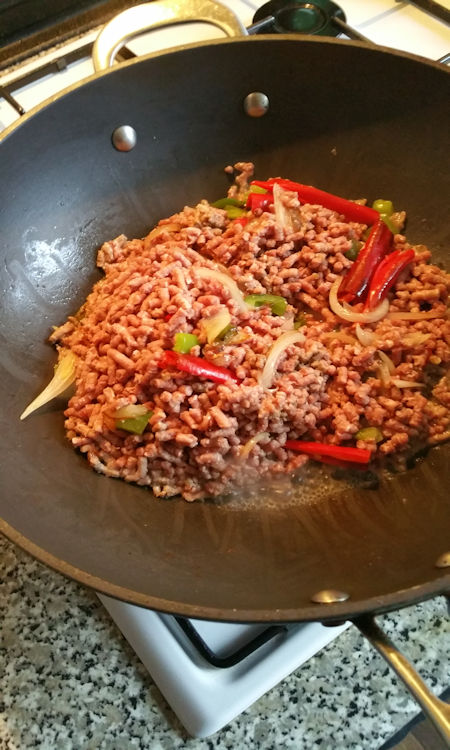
[353,612,450,747]
[92,0,247,71]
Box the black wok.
[0,2,449,737]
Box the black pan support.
[250,0,372,42]
[1,0,450,742]
[251,0,450,35]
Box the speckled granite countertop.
[1,534,448,750]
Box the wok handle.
[92,0,247,71]
[353,613,450,747]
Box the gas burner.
[251,0,371,42]
[253,0,345,37]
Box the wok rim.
[2,517,449,622]
[0,34,448,147]
[1,33,449,624]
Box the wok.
[0,0,449,739]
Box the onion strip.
[376,350,395,386]
[240,431,270,458]
[146,222,180,242]
[329,278,389,323]
[201,307,232,344]
[391,378,425,389]
[260,330,305,389]
[355,324,375,346]
[377,350,395,374]
[195,267,247,311]
[20,350,77,420]
[272,183,302,233]
[387,310,444,321]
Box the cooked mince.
[48,164,450,501]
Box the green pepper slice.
[379,213,400,234]
[293,315,306,329]
[173,332,199,353]
[344,240,363,261]
[116,411,152,434]
[372,199,394,217]
[244,294,287,316]
[212,197,245,209]
[225,206,247,219]
[355,426,384,442]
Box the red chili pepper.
[285,440,371,464]
[251,179,379,226]
[246,191,273,212]
[233,216,249,227]
[338,219,393,303]
[365,248,415,310]
[158,350,239,384]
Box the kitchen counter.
[1,534,448,750]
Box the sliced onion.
[377,361,391,386]
[260,330,305,389]
[391,378,425,389]
[195,267,247,311]
[402,332,431,347]
[355,324,375,346]
[273,183,299,233]
[376,350,395,386]
[113,404,149,419]
[20,350,77,420]
[146,222,180,242]
[240,431,270,458]
[201,307,232,344]
[377,350,395,373]
[387,310,444,321]
[329,278,389,323]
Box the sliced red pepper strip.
[251,179,379,226]
[338,219,393,303]
[365,248,415,310]
[233,216,249,227]
[311,455,371,471]
[285,440,371,464]
[246,191,273,212]
[158,350,239,384]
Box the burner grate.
[0,43,135,119]
[175,617,288,668]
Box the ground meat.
[49,165,450,501]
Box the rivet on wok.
[435,551,450,568]
[112,125,137,152]
[243,92,269,118]
[311,589,350,604]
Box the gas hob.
[1,0,449,739]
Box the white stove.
[99,594,349,737]
[1,0,448,739]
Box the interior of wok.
[0,38,449,621]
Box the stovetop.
[1,0,448,739]
[99,593,349,737]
